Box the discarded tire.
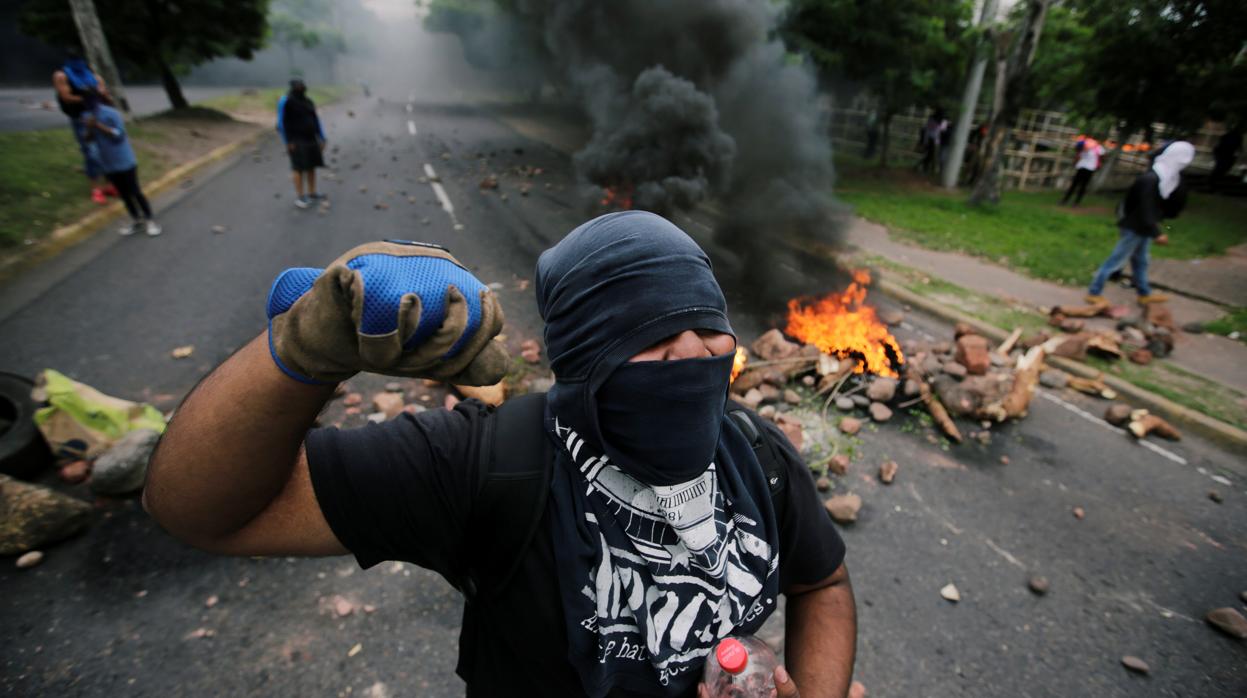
[0,372,53,479]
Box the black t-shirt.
[306,399,846,697]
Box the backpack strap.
[461,392,552,603]
[727,405,789,525]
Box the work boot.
[1084,294,1108,306]
[1138,293,1170,304]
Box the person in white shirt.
[1061,136,1106,206]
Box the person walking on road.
[144,211,858,697]
[1085,141,1194,306]
[1061,135,1105,206]
[84,103,161,237]
[276,79,326,209]
[53,49,115,205]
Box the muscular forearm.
[785,564,857,698]
[143,332,335,546]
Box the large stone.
[1104,403,1133,426]
[851,394,871,408]
[879,309,904,326]
[902,379,921,398]
[783,389,802,406]
[1128,348,1153,366]
[0,475,92,555]
[869,402,893,422]
[955,335,992,376]
[741,388,764,409]
[1120,656,1150,675]
[824,493,861,524]
[750,329,799,362]
[839,417,862,436]
[90,429,160,495]
[1039,370,1068,389]
[758,383,782,404]
[942,361,968,379]
[866,378,898,403]
[1205,607,1247,639]
[828,454,850,476]
[835,397,855,412]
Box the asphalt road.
[1,91,1244,698]
[0,86,254,132]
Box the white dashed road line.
[422,163,463,231]
[1038,390,1187,465]
[407,120,417,136]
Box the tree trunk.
[1090,132,1126,193]
[879,112,893,168]
[943,0,999,189]
[969,0,1050,206]
[159,58,189,110]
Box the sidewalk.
[846,217,1247,394]
[1145,243,1247,307]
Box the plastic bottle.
[701,635,780,698]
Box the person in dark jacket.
[276,79,327,209]
[1085,141,1194,306]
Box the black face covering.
[596,352,734,486]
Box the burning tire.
[0,372,53,479]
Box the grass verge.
[856,251,1247,431]
[0,86,348,252]
[835,158,1247,286]
[1204,307,1246,340]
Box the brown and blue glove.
[265,240,507,386]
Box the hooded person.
[143,212,857,697]
[53,48,113,203]
[277,78,327,208]
[1086,141,1194,306]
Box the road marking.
[422,163,463,230]
[406,103,413,113]
[1037,390,1187,465]
[407,120,417,136]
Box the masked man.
[145,211,857,697]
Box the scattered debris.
[1128,348,1153,365]
[1039,370,1068,389]
[1065,374,1117,400]
[348,643,363,657]
[839,417,862,436]
[334,596,355,617]
[1127,410,1181,441]
[1027,576,1049,596]
[824,494,861,524]
[210,225,227,234]
[1208,490,1223,503]
[815,476,831,492]
[58,460,91,484]
[955,334,991,375]
[1120,655,1150,675]
[185,627,216,640]
[171,345,194,359]
[878,461,897,484]
[205,595,219,608]
[940,583,961,603]
[1205,607,1247,639]
[16,550,44,569]
[371,392,404,419]
[1072,506,1085,520]
[520,339,542,364]
[479,175,498,190]
[866,378,897,402]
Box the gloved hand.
[266,240,508,386]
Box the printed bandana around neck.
[547,401,780,697]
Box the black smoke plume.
[436,0,845,294]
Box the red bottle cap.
[715,638,749,675]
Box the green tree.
[269,0,350,81]
[782,0,974,166]
[269,12,321,76]
[19,0,269,110]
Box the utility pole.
[68,0,129,113]
[942,0,999,189]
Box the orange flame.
[730,347,748,383]
[600,184,634,210]
[785,269,904,378]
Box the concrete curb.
[0,126,267,283]
[877,278,1247,450]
